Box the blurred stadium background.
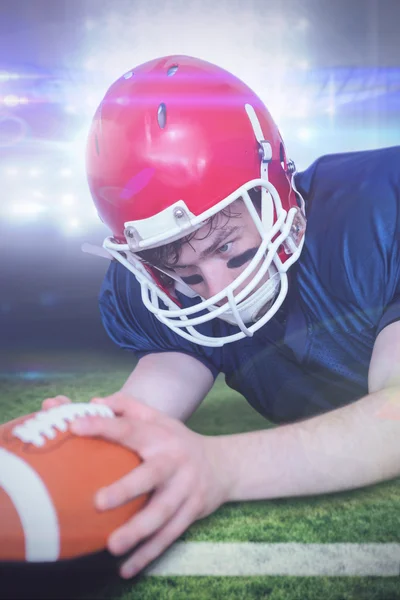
[1,0,399,355]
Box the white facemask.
[199,265,280,326]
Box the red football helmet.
[86,55,306,347]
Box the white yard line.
[146,542,400,577]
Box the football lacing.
[12,403,114,447]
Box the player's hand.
[69,393,231,579]
[41,395,72,411]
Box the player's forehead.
[174,206,254,266]
[177,222,236,260]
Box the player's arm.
[69,322,400,578]
[43,351,214,423]
[117,352,215,421]
[216,320,400,501]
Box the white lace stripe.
[0,448,60,561]
[12,403,114,447]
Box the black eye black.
[180,275,204,285]
[227,248,258,269]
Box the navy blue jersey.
[99,146,400,424]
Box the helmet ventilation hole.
[167,65,179,77]
[279,142,285,167]
[95,134,100,156]
[157,103,167,129]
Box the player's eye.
[180,274,204,285]
[227,247,258,269]
[216,242,233,254]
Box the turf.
[88,576,400,600]
[1,350,400,600]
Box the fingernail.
[95,489,109,510]
[109,534,126,555]
[121,564,136,579]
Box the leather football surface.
[0,403,148,563]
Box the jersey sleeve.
[377,295,400,335]
[98,260,220,379]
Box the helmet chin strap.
[205,264,280,329]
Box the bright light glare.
[28,168,42,178]
[85,95,98,108]
[64,104,78,114]
[63,218,83,235]
[61,194,76,206]
[3,95,21,107]
[84,58,98,71]
[5,167,19,176]
[0,71,19,81]
[68,127,91,160]
[297,127,313,141]
[297,59,310,71]
[8,203,47,218]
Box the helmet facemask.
[104,177,306,347]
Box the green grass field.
[1,350,400,600]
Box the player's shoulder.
[295,146,400,201]
[98,260,223,376]
[99,258,177,343]
[99,258,146,315]
[294,147,400,306]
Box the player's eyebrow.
[173,226,242,269]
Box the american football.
[0,403,148,565]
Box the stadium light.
[62,218,83,235]
[297,127,313,141]
[28,168,42,178]
[85,95,98,108]
[64,105,77,114]
[8,202,47,219]
[297,59,310,71]
[61,194,76,206]
[5,167,19,176]
[59,168,73,178]
[3,95,21,107]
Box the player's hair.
[136,188,261,272]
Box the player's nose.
[202,264,234,303]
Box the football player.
[44,55,400,578]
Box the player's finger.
[95,456,173,510]
[70,414,160,459]
[42,395,71,410]
[69,413,133,439]
[108,479,186,557]
[119,498,194,578]
[92,393,159,422]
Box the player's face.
[172,200,268,303]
